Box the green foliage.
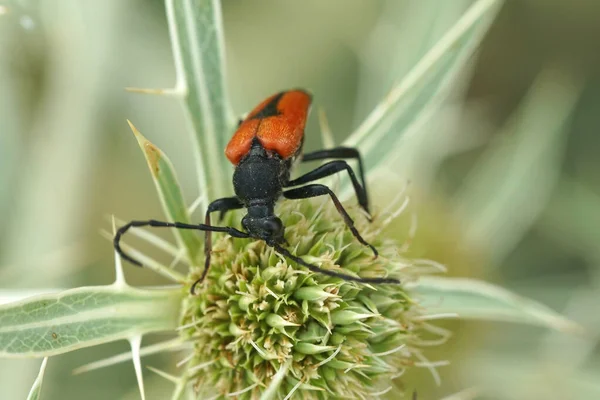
[415,277,582,333]
[454,70,582,264]
[128,120,202,263]
[0,0,586,399]
[165,0,235,201]
[0,286,182,357]
[344,0,503,174]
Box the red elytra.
[225,89,312,165]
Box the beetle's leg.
[283,184,377,257]
[209,196,244,222]
[273,244,398,284]
[286,159,370,216]
[300,147,369,212]
[113,218,249,294]
[202,196,245,287]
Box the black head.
[242,205,285,246]
[242,211,285,245]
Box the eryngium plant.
[181,199,420,399]
[1,1,579,399]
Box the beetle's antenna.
[273,244,400,285]
[114,220,251,293]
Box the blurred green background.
[1,0,599,399]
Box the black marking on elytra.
[249,92,285,120]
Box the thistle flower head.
[180,197,425,399]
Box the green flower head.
[181,198,424,399]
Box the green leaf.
[353,2,470,119]
[165,0,235,201]
[26,358,48,400]
[344,0,502,173]
[412,276,581,333]
[128,120,202,264]
[0,286,182,358]
[453,70,581,264]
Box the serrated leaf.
[128,121,202,264]
[0,286,182,358]
[26,358,48,400]
[412,276,581,333]
[344,0,502,174]
[165,0,235,201]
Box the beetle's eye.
[264,218,283,236]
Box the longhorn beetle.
[114,89,400,293]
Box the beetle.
[114,89,400,293]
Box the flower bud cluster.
[180,199,422,399]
